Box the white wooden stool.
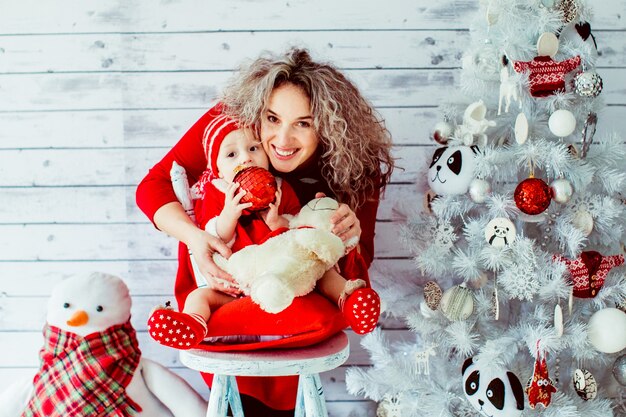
[180,331,350,417]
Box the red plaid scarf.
[22,321,142,417]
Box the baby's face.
[216,128,270,183]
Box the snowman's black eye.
[96,305,104,312]
[63,302,70,308]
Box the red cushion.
[197,292,347,352]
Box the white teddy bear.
[212,197,348,313]
[0,272,207,417]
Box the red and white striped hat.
[202,103,240,177]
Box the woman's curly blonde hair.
[221,48,394,209]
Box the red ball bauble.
[233,166,277,212]
[514,177,552,215]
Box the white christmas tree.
[346,1,626,416]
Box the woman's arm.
[136,105,241,293]
[153,202,239,294]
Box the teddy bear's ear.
[290,198,338,230]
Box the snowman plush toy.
[0,272,207,417]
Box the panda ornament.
[462,357,525,417]
[429,145,480,196]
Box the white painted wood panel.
[1,0,624,414]
[2,106,625,150]
[0,31,468,73]
[2,70,626,113]
[3,30,626,74]
[0,0,623,33]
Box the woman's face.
[260,83,319,173]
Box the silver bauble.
[550,178,574,204]
[613,354,626,386]
[469,178,491,203]
[574,71,603,97]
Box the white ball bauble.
[469,179,491,203]
[587,308,626,353]
[550,178,574,204]
[548,110,577,137]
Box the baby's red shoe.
[339,284,380,335]
[147,307,207,350]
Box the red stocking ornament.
[553,251,624,298]
[526,342,557,409]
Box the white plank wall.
[0,1,624,415]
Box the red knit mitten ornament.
[234,166,277,212]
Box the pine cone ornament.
[233,166,277,212]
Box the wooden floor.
[1,1,625,415]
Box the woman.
[136,47,394,415]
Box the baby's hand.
[261,189,286,230]
[223,182,253,220]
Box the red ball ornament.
[514,177,552,215]
[233,166,277,212]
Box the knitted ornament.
[513,55,581,97]
[514,177,552,215]
[553,251,624,298]
[526,343,557,409]
[440,284,474,321]
[233,166,278,212]
[202,104,240,178]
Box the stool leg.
[300,374,328,417]
[294,379,305,417]
[207,374,230,417]
[226,375,244,417]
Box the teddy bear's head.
[289,197,339,232]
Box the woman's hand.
[187,230,242,297]
[315,192,361,248]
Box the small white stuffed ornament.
[0,272,207,417]
[428,145,479,195]
[462,357,525,417]
[454,100,496,146]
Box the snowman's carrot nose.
[67,310,89,327]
